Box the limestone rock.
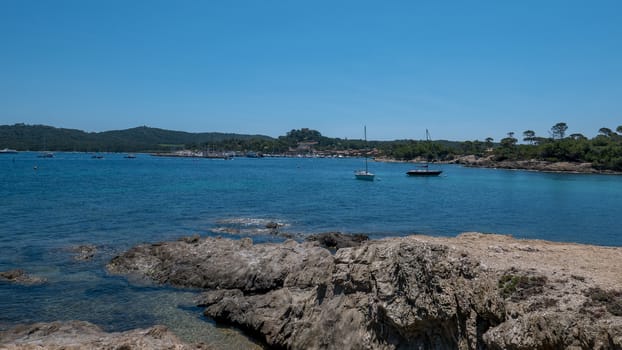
[0,320,206,349]
[107,237,333,292]
[107,234,622,349]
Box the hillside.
[0,124,271,152]
[0,124,465,155]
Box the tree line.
[493,123,622,171]
[0,124,269,153]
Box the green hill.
[0,124,271,152]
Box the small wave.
[215,217,286,226]
[211,217,289,236]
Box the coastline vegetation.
[2,122,622,171]
[492,123,622,171]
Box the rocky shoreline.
[376,155,622,175]
[0,320,206,349]
[451,155,620,174]
[3,233,622,349]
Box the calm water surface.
[1,152,621,346]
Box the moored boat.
[37,151,54,158]
[406,130,442,177]
[406,165,443,176]
[355,126,375,181]
[355,170,375,181]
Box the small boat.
[0,148,18,154]
[37,137,53,158]
[124,154,136,159]
[37,151,54,158]
[246,151,263,158]
[355,126,375,181]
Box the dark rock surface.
[305,232,368,250]
[106,234,622,350]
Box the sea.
[1,152,621,347]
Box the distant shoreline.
[5,150,622,175]
[375,156,622,175]
[452,155,622,175]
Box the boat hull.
[406,170,442,176]
[355,171,375,181]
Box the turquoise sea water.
[1,152,621,346]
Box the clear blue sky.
[1,0,620,141]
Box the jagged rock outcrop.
[106,234,622,350]
[0,320,205,349]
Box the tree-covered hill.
[0,124,464,155]
[0,124,271,152]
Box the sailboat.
[406,129,443,176]
[37,137,54,158]
[37,151,54,158]
[354,126,375,181]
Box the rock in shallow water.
[0,269,46,285]
[106,234,622,350]
[70,244,97,261]
[0,320,207,349]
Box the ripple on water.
[211,217,290,237]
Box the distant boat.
[406,130,443,177]
[354,126,375,181]
[37,137,54,158]
[124,154,136,159]
[0,148,18,154]
[91,154,104,159]
[246,151,263,158]
[37,151,54,158]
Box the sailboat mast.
[364,125,368,172]
[354,125,375,180]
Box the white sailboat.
[354,126,375,181]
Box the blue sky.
[1,0,620,141]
